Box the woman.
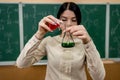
[16,2,105,80]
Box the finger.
[65,26,80,34]
[63,26,72,32]
[70,26,79,34]
[77,35,86,40]
[72,30,84,36]
[47,15,61,24]
[43,16,56,25]
[77,35,91,44]
[39,21,52,32]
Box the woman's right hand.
[35,15,61,40]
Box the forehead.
[61,10,76,18]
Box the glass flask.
[47,20,75,48]
[47,22,60,31]
[61,24,75,48]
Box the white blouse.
[16,35,105,80]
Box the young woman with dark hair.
[16,2,105,80]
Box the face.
[60,10,77,30]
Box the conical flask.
[61,25,75,48]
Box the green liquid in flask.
[61,31,75,48]
[61,23,75,48]
[61,42,75,48]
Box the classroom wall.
[0,61,120,80]
[0,0,120,80]
[0,0,120,3]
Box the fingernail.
[52,22,56,25]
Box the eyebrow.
[61,16,76,19]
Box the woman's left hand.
[65,25,91,44]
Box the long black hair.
[57,2,82,25]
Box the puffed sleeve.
[16,35,47,68]
[84,40,106,80]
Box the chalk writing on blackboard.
[109,5,120,58]
[0,4,20,61]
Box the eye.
[72,18,77,22]
[61,18,67,21]
[72,19,77,22]
[60,16,67,22]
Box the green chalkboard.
[1,3,119,62]
[23,4,60,44]
[0,4,20,61]
[109,4,120,58]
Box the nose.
[66,20,72,27]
